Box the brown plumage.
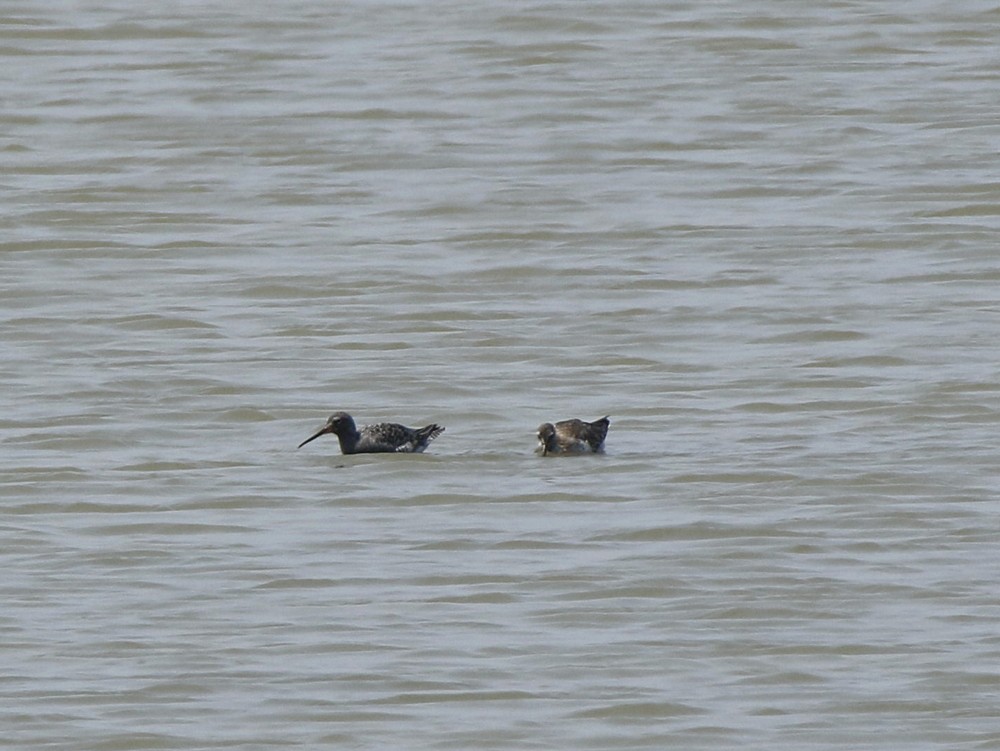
[537,416,609,456]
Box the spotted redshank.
[298,411,444,454]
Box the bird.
[298,411,444,454]
[537,416,610,456]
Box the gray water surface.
[2,1,999,748]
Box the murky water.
[3,1,999,748]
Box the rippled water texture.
[2,1,999,748]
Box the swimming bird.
[537,416,610,456]
[298,411,444,454]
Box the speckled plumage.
[537,416,609,456]
[298,411,444,454]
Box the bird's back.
[554,416,609,452]
[356,422,444,453]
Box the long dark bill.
[297,426,330,449]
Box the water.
[2,1,999,748]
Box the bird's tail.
[590,416,610,447]
[417,424,445,444]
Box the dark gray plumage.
[537,416,610,456]
[298,411,444,454]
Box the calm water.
[3,1,999,748]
